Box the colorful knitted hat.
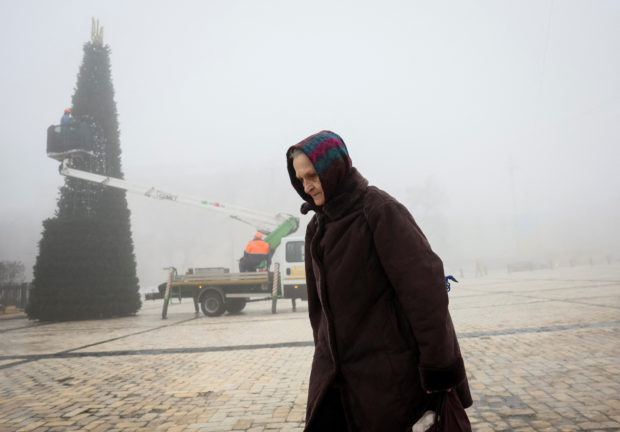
[286,130,352,205]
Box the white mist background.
[1,1,618,292]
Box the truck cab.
[273,236,307,301]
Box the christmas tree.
[27,19,141,321]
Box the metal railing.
[0,283,29,310]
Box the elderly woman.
[287,131,472,432]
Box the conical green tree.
[27,22,141,321]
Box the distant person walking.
[287,131,472,431]
[475,259,484,277]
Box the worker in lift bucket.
[239,232,271,272]
[60,108,74,125]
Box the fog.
[1,1,619,293]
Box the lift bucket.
[46,121,94,160]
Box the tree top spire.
[91,17,104,45]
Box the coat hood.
[286,131,352,212]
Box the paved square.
[1,264,619,431]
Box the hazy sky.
[1,1,619,290]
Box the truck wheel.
[225,298,247,314]
[200,291,225,317]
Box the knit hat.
[286,130,352,205]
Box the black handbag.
[429,391,471,432]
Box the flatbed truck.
[158,234,307,317]
[158,267,276,317]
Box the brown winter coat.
[287,132,472,432]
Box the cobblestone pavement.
[1,264,619,431]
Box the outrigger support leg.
[271,263,279,314]
[161,267,176,319]
[193,292,200,314]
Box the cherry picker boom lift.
[47,123,304,318]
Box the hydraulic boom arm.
[58,158,299,236]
